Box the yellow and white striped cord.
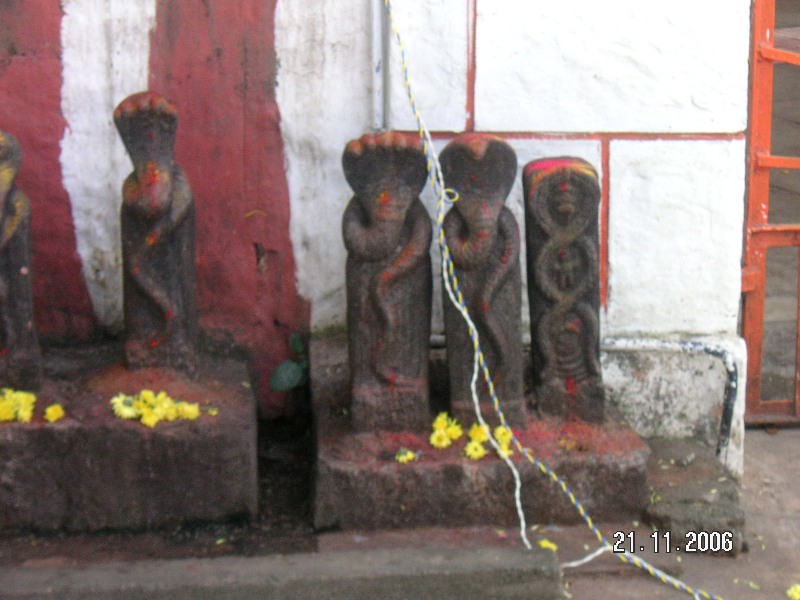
[382,1,724,598]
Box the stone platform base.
[0,347,257,532]
[314,417,649,531]
[311,332,649,531]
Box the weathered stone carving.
[0,131,42,390]
[524,157,604,422]
[440,133,525,427]
[114,92,197,375]
[342,131,432,432]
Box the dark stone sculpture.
[524,157,604,423]
[114,92,197,375]
[440,133,525,427]
[342,131,433,432]
[0,131,42,390]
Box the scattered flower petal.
[538,538,558,552]
[493,425,513,447]
[430,428,452,449]
[395,448,418,464]
[445,419,463,441]
[787,583,800,600]
[464,440,487,460]
[44,404,65,423]
[468,422,489,443]
[432,411,449,431]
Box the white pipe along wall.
[275,0,750,476]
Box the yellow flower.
[44,404,65,423]
[16,401,34,424]
[0,389,36,423]
[140,409,160,428]
[177,402,200,420]
[395,448,418,464]
[464,440,487,460]
[493,425,513,447]
[468,422,489,443]
[445,418,463,441]
[538,538,558,552]
[0,399,14,421]
[787,583,800,600]
[432,411,449,431]
[164,402,179,421]
[110,393,139,419]
[430,428,452,449]
[139,389,156,406]
[207,407,219,416]
[497,443,514,459]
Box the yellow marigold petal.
[497,443,514,459]
[140,410,160,428]
[395,448,417,464]
[44,404,65,423]
[430,428,452,449]
[464,440,487,460]
[445,422,463,441]
[17,405,33,423]
[0,400,15,421]
[493,425,513,446]
[787,583,800,600]
[432,411,449,431]
[538,538,558,552]
[207,407,219,416]
[177,402,200,420]
[165,403,179,421]
[468,423,489,443]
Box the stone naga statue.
[524,157,605,423]
[342,131,432,432]
[440,133,526,427]
[114,92,197,375]
[0,131,42,390]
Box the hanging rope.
[381,1,726,598]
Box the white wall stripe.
[60,0,156,331]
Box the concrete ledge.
[0,353,257,531]
[0,547,563,600]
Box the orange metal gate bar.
[743,0,800,424]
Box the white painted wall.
[605,139,746,337]
[277,0,750,339]
[60,0,155,332]
[475,0,750,133]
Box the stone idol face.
[0,130,42,390]
[114,92,197,376]
[440,133,525,427]
[524,157,605,423]
[342,131,433,432]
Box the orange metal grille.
[743,0,800,423]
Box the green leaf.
[289,332,305,356]
[270,360,305,391]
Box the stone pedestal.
[0,347,257,532]
[311,333,649,531]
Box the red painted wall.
[149,1,309,418]
[0,1,98,340]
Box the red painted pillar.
[149,1,309,418]
[0,1,98,340]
